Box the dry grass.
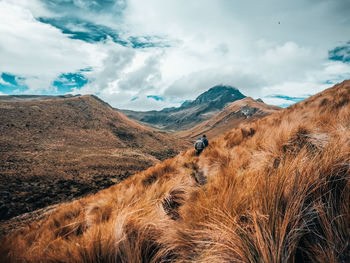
[177,97,280,140]
[0,95,189,222]
[1,81,350,262]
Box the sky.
[0,0,350,110]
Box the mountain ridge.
[120,85,246,130]
[177,97,281,139]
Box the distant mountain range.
[120,85,246,130]
[178,97,281,139]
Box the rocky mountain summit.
[121,85,246,130]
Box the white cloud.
[119,0,350,108]
[0,0,104,93]
[260,97,295,108]
[1,0,350,109]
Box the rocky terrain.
[0,95,189,222]
[178,97,281,139]
[121,85,246,130]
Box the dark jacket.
[202,137,209,147]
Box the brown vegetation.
[1,80,350,262]
[0,95,189,222]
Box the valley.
[0,95,189,222]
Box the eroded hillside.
[0,95,189,221]
[1,81,350,262]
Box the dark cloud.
[38,17,128,44]
[328,42,350,63]
[37,17,169,48]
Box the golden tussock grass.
[1,81,350,262]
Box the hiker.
[202,134,209,148]
[194,137,205,155]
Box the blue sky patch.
[0,73,28,94]
[1,73,18,86]
[147,95,164,101]
[53,72,88,94]
[268,95,307,102]
[0,72,88,95]
[0,84,29,94]
[131,96,139,101]
[38,17,128,45]
[328,41,350,63]
[265,94,307,108]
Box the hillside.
[0,95,189,222]
[178,97,281,139]
[2,80,350,262]
[121,85,246,130]
[0,94,80,102]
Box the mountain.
[121,85,246,130]
[0,95,189,222]
[0,94,80,102]
[177,97,281,139]
[2,80,350,262]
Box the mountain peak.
[190,84,245,107]
[208,84,239,92]
[122,84,247,130]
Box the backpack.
[195,140,205,150]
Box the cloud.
[74,40,136,94]
[74,48,170,110]
[0,0,103,93]
[116,95,180,111]
[0,73,28,95]
[329,42,350,63]
[262,94,307,108]
[37,17,128,45]
[1,0,350,110]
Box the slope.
[121,85,246,130]
[0,95,189,221]
[178,97,281,139]
[2,80,350,262]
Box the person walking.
[202,134,209,148]
[194,137,205,155]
